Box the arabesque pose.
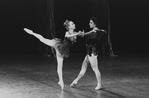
[24,19,82,90]
[70,17,107,90]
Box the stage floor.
[0,54,148,98]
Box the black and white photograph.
[0,0,149,98]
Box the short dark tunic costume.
[85,29,104,56]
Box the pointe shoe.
[70,81,77,87]
[24,28,33,35]
[58,81,64,90]
[95,85,101,90]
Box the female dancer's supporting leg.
[56,50,64,89]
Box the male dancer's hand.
[78,30,85,37]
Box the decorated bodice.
[65,31,77,42]
[62,36,76,49]
[86,29,103,46]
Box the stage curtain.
[35,0,55,56]
[91,0,115,56]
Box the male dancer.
[70,17,106,90]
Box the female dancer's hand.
[78,30,85,37]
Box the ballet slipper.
[24,28,33,35]
[95,84,101,90]
[58,81,64,90]
[70,81,77,87]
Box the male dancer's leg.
[88,54,101,90]
[70,55,89,87]
[56,50,64,90]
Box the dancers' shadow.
[98,88,126,98]
[58,90,78,98]
[68,87,126,98]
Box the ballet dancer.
[24,19,82,90]
[70,17,107,90]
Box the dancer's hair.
[64,19,70,30]
[90,17,98,26]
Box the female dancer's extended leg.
[24,28,56,47]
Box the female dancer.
[70,17,106,90]
[24,19,82,90]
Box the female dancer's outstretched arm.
[65,31,81,38]
[24,28,56,47]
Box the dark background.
[0,0,149,55]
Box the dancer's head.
[64,19,76,30]
[89,17,98,28]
